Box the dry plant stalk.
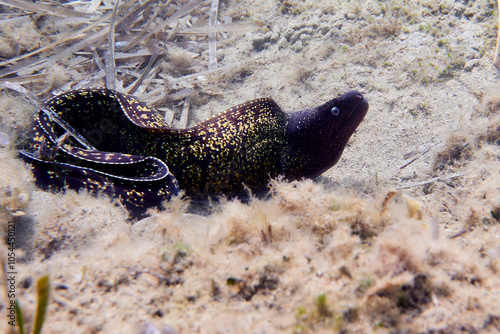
[494,0,500,68]
[104,0,120,90]
[0,0,257,106]
[208,0,220,70]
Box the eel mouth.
[351,92,369,119]
[330,90,369,143]
[344,91,369,128]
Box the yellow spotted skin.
[95,89,286,195]
[159,97,287,194]
[21,89,287,209]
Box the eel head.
[284,90,369,180]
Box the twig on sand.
[494,0,500,68]
[396,173,465,190]
[398,143,437,170]
[178,99,190,129]
[104,0,119,90]
[121,0,201,52]
[0,81,44,109]
[127,47,160,95]
[208,0,220,70]
[449,227,471,239]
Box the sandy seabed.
[1,0,500,333]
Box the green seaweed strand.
[33,275,50,334]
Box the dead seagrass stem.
[494,0,500,68]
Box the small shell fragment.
[0,132,9,147]
[4,187,30,216]
[405,195,423,220]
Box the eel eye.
[331,106,340,116]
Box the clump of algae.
[2,157,499,333]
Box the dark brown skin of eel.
[20,89,369,212]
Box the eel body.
[20,89,368,212]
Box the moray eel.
[20,89,368,213]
